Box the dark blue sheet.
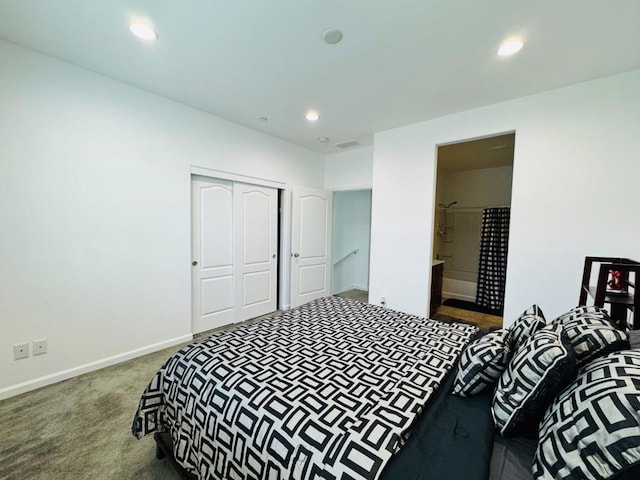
[381,350,495,480]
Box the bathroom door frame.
[430,132,516,318]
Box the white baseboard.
[0,334,193,401]
[334,284,369,295]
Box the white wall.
[0,41,324,398]
[325,147,373,296]
[332,190,372,294]
[324,146,373,190]
[441,165,513,208]
[370,69,640,326]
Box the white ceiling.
[1,1,639,154]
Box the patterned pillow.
[492,324,577,437]
[553,305,629,366]
[508,304,546,352]
[534,350,640,480]
[452,329,510,397]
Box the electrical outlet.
[33,339,48,356]
[13,343,29,360]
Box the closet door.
[191,176,234,333]
[234,183,278,322]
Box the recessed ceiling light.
[129,23,158,41]
[497,38,524,56]
[322,29,343,45]
[316,137,330,143]
[305,110,320,122]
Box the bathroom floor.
[433,304,503,331]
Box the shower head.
[439,201,458,209]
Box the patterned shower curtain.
[475,207,511,311]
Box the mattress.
[132,296,477,480]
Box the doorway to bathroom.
[430,132,515,330]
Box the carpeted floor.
[0,345,183,480]
[0,293,485,479]
[0,309,278,480]
[334,288,368,303]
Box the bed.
[132,296,481,480]
[133,297,640,480]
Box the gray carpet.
[0,344,185,480]
[0,298,468,479]
[0,296,471,480]
[0,312,275,480]
[334,289,368,303]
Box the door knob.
[292,252,300,258]
[272,254,276,259]
[192,261,198,266]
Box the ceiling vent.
[334,140,361,149]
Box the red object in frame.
[607,270,627,293]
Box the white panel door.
[291,188,332,308]
[192,176,234,333]
[234,183,278,322]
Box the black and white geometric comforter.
[132,297,477,480]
